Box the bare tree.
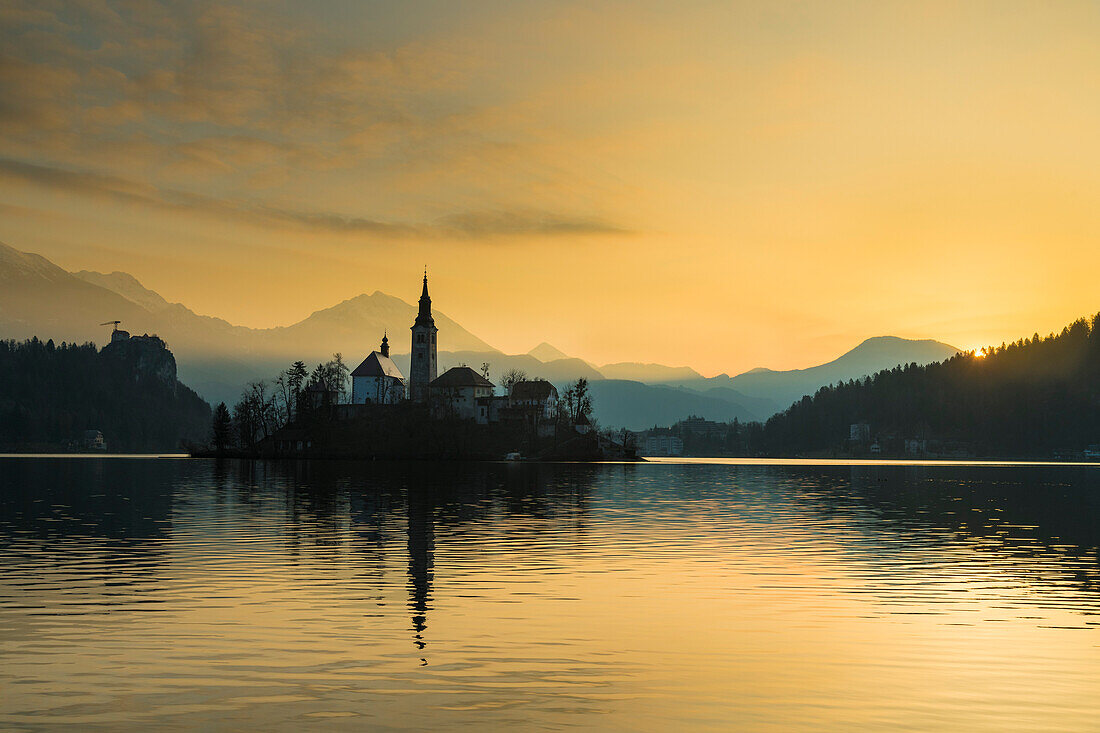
[501,368,528,394]
[559,378,593,425]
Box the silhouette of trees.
[559,378,593,425]
[231,380,279,450]
[287,361,308,409]
[306,354,350,397]
[749,313,1100,456]
[501,368,527,393]
[0,337,210,451]
[211,402,232,453]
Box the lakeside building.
[642,433,683,456]
[350,334,405,405]
[850,423,871,442]
[678,415,726,439]
[502,380,559,436]
[430,366,495,420]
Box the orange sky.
[2,1,1098,374]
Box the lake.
[1,457,1098,731]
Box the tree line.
[214,354,351,452]
[0,337,211,451]
[655,313,1100,458]
[212,360,601,453]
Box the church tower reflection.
[406,489,435,663]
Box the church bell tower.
[409,270,438,402]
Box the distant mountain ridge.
[73,270,172,313]
[750,314,1100,457]
[1,241,961,427]
[703,336,962,409]
[528,342,568,361]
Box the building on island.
[501,380,558,435]
[476,395,509,425]
[409,272,438,403]
[351,333,406,404]
[509,380,558,419]
[430,366,494,420]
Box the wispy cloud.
[438,210,626,238]
[0,157,624,239]
[0,1,629,237]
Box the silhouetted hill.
[262,291,495,356]
[586,380,762,430]
[0,243,963,429]
[679,336,961,413]
[752,315,1100,457]
[528,342,568,361]
[72,270,172,313]
[0,336,211,452]
[0,243,496,403]
[598,362,705,382]
[0,242,150,344]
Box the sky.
[2,0,1099,375]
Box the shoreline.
[2,453,1098,467]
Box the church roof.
[511,380,558,401]
[431,366,494,388]
[352,351,405,379]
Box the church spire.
[415,268,434,326]
[380,331,389,358]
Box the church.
[350,272,490,406]
[350,333,405,405]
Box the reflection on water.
[0,458,1098,731]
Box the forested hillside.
[0,338,211,452]
[755,314,1100,457]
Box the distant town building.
[850,423,871,442]
[350,334,405,404]
[409,273,438,403]
[430,366,494,420]
[83,429,106,451]
[677,415,725,439]
[642,434,683,456]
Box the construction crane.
[100,320,122,331]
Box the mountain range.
[0,242,961,429]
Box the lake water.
[1,457,1098,731]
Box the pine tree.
[211,402,232,453]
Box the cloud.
[0,157,624,239]
[438,210,626,237]
[0,0,633,237]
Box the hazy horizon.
[3,1,1099,374]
